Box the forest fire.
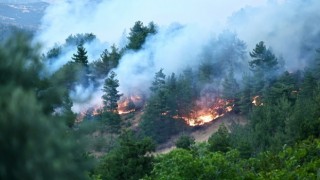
[183,98,234,126]
[76,106,102,122]
[76,93,232,127]
[76,94,144,122]
[118,95,144,114]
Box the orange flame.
[76,106,103,122]
[181,97,234,126]
[118,95,143,114]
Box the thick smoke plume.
[36,0,320,113]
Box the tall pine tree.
[102,71,122,113]
[101,71,122,133]
[126,21,157,50]
[72,44,88,66]
[249,41,278,72]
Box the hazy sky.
[37,0,271,47]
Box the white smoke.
[228,0,320,70]
[36,0,268,48]
[70,84,103,113]
[43,38,108,74]
[115,24,211,94]
[36,0,320,112]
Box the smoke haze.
[35,0,320,112]
[36,0,267,48]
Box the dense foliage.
[146,138,320,179]
[0,34,91,179]
[95,131,155,180]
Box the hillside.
[155,113,246,154]
[1,1,320,179]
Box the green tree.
[229,124,253,158]
[175,135,195,150]
[0,33,91,180]
[65,33,96,46]
[266,71,297,103]
[147,149,202,179]
[176,68,196,117]
[147,148,245,180]
[91,49,110,79]
[249,41,278,72]
[101,71,122,133]
[238,73,254,114]
[59,95,77,128]
[249,41,279,96]
[244,138,320,179]
[0,87,91,180]
[101,111,122,133]
[92,45,121,79]
[0,33,42,90]
[150,68,166,93]
[140,69,186,143]
[208,124,231,153]
[72,44,89,66]
[165,73,179,117]
[287,86,320,142]
[95,131,155,180]
[222,68,239,99]
[102,71,122,113]
[50,61,83,89]
[0,33,73,115]
[249,97,292,153]
[108,45,121,68]
[147,138,320,180]
[126,21,157,50]
[46,45,62,59]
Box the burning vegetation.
[116,91,234,127]
[118,95,144,114]
[181,97,234,126]
[78,91,234,128]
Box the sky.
[36,0,271,48]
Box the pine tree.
[126,21,157,50]
[248,41,279,100]
[0,33,91,179]
[222,68,239,99]
[238,73,254,114]
[102,71,122,113]
[108,45,121,68]
[249,41,278,72]
[92,49,110,79]
[92,45,121,79]
[176,69,195,117]
[65,33,96,46]
[72,44,88,66]
[95,131,155,180]
[150,68,166,93]
[140,69,186,143]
